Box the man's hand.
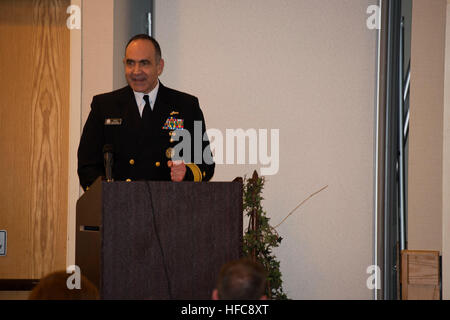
[168,160,186,182]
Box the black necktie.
[142,94,151,121]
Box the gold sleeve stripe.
[186,163,203,182]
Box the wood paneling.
[401,250,440,300]
[0,291,31,300]
[0,0,70,279]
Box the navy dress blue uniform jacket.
[77,83,215,191]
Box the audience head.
[212,258,268,300]
[29,270,99,300]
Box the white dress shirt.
[133,80,160,117]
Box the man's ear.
[212,289,219,300]
[157,58,165,76]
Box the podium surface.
[76,179,243,299]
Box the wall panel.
[155,0,377,299]
[0,0,70,279]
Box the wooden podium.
[75,178,243,299]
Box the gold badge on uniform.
[166,147,175,159]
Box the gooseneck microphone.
[103,144,114,182]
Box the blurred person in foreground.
[29,270,99,300]
[212,258,268,300]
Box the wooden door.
[0,0,70,280]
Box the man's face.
[123,39,164,93]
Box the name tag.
[105,118,122,125]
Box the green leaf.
[242,173,289,300]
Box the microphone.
[103,144,114,182]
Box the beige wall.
[155,0,377,299]
[67,0,115,267]
[443,0,450,300]
[81,0,115,124]
[408,0,446,253]
[67,0,82,268]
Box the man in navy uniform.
[78,34,214,190]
